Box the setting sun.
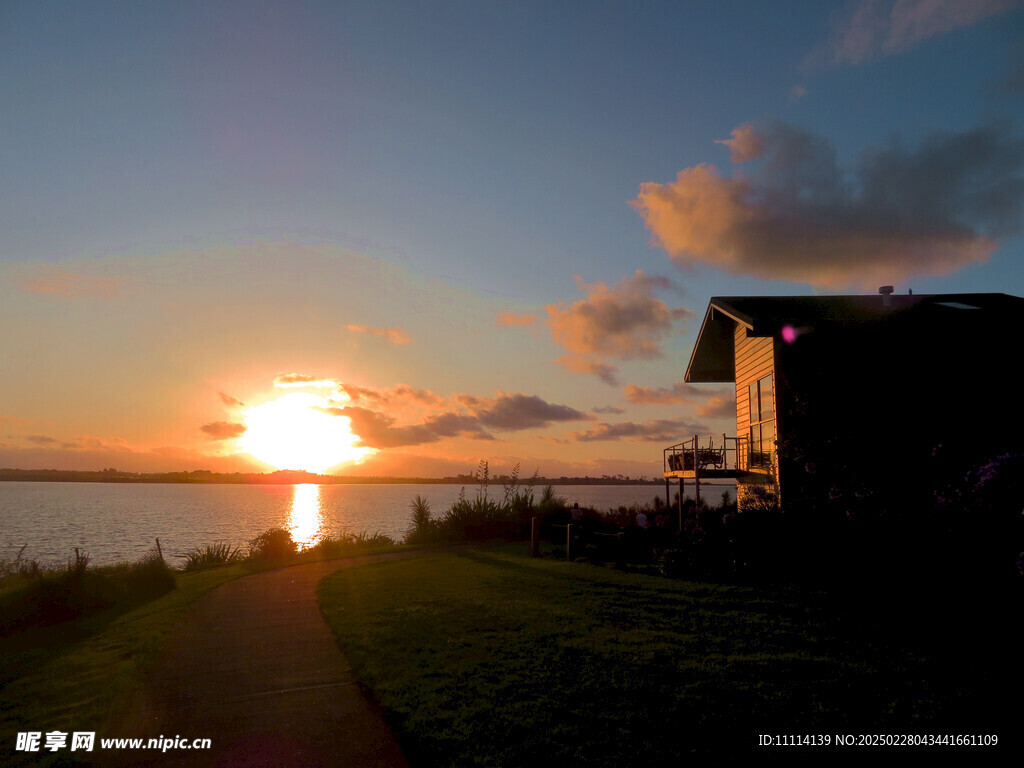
[238,392,371,472]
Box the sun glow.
[238,392,372,472]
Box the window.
[748,374,774,470]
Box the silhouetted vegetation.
[179,542,245,571]
[305,531,396,557]
[247,526,299,560]
[0,547,175,636]
[404,461,563,544]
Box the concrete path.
[103,553,420,767]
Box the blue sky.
[2,1,1023,477]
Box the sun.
[238,392,372,473]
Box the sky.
[2,0,1023,479]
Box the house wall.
[734,325,777,487]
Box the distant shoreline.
[0,468,665,486]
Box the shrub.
[0,548,176,634]
[180,542,244,571]
[248,527,297,560]
[309,531,396,558]
[406,495,436,544]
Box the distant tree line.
[0,468,662,485]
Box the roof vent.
[879,285,894,307]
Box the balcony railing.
[663,435,750,475]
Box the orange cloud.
[346,324,410,345]
[714,123,763,163]
[632,121,1023,290]
[219,391,246,407]
[624,383,735,418]
[17,267,126,298]
[544,271,693,385]
[200,421,248,440]
[571,417,707,443]
[274,374,339,389]
[495,312,538,327]
[338,383,446,409]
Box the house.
[665,288,1024,517]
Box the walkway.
[104,553,420,767]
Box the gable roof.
[684,292,1024,383]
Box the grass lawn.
[0,539,416,765]
[317,546,1018,764]
[0,562,248,761]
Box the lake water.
[0,482,734,566]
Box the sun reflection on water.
[290,484,325,549]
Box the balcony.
[663,435,759,479]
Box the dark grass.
[0,564,249,767]
[317,546,1020,764]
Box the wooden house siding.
[734,326,776,479]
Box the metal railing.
[663,435,749,474]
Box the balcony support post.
[677,477,684,532]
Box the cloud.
[346,324,411,345]
[631,121,1024,290]
[714,123,764,163]
[592,405,626,415]
[544,271,693,385]
[495,312,538,327]
[322,406,492,448]
[25,435,61,445]
[571,418,707,443]
[219,391,246,407]
[325,392,588,448]
[458,393,590,430]
[813,0,1020,67]
[274,374,339,389]
[200,421,248,440]
[16,267,127,298]
[338,383,446,409]
[623,383,735,417]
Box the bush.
[405,462,544,545]
[308,532,396,558]
[405,495,436,544]
[180,542,244,571]
[0,549,176,634]
[248,527,297,560]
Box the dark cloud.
[571,418,707,443]
[632,121,1024,289]
[592,405,626,415]
[323,406,492,448]
[200,421,248,440]
[462,393,589,430]
[325,393,587,448]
